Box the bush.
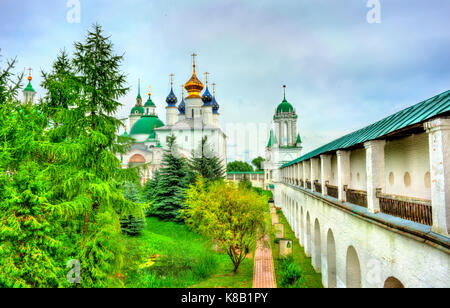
[279,256,304,288]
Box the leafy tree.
[42,24,141,287]
[188,136,225,182]
[144,135,189,221]
[184,178,267,273]
[252,156,265,172]
[0,57,67,287]
[227,161,254,172]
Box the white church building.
[119,55,227,183]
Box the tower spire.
[283,85,286,100]
[170,73,175,88]
[181,85,185,99]
[204,72,209,86]
[212,83,216,95]
[191,53,197,74]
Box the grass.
[121,217,253,288]
[269,209,323,288]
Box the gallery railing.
[345,186,368,208]
[314,181,322,194]
[306,180,312,190]
[377,191,432,226]
[326,184,339,198]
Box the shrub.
[279,256,304,288]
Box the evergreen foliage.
[120,182,145,236]
[1,24,144,288]
[0,58,67,287]
[189,136,225,182]
[144,135,188,222]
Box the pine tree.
[145,135,188,221]
[188,136,225,183]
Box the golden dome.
[185,53,204,99]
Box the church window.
[404,172,411,188]
[389,172,394,186]
[424,172,431,189]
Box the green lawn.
[122,217,253,288]
[269,210,323,288]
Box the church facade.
[120,55,227,183]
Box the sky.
[1,0,449,163]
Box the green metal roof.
[267,129,276,148]
[24,81,36,93]
[282,89,450,168]
[131,106,145,115]
[130,115,165,136]
[144,96,156,107]
[276,98,294,113]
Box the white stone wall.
[277,184,450,288]
[330,155,338,186]
[350,149,367,191]
[384,133,430,200]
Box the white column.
[320,154,332,195]
[425,118,450,236]
[302,161,308,188]
[337,150,351,202]
[287,121,292,146]
[311,158,319,191]
[364,140,386,214]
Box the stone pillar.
[364,140,386,214]
[311,158,319,191]
[337,150,351,202]
[425,118,450,236]
[302,161,308,188]
[320,154,332,195]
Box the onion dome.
[212,83,220,114]
[166,74,178,107]
[144,85,156,107]
[178,86,186,114]
[166,88,178,107]
[202,87,213,106]
[130,115,165,136]
[184,53,204,99]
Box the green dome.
[24,81,36,93]
[131,106,145,115]
[130,115,165,136]
[276,98,294,113]
[144,96,156,107]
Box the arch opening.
[384,277,404,288]
[327,229,337,288]
[314,219,321,272]
[306,212,311,257]
[346,246,361,288]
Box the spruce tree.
[120,182,145,236]
[188,136,225,182]
[145,135,188,221]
